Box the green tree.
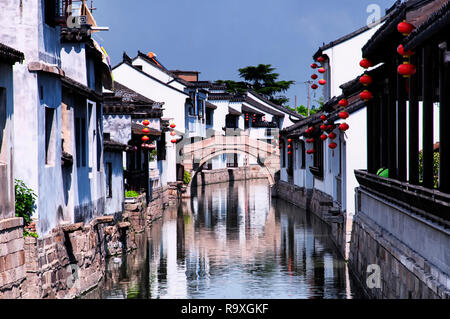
[216,64,295,106]
[286,105,319,117]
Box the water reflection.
[85,180,362,299]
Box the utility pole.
[304,81,313,117]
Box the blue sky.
[92,0,396,108]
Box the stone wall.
[0,218,26,298]
[271,180,347,257]
[349,188,450,299]
[192,166,268,187]
[0,184,180,299]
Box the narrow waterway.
[84,179,364,299]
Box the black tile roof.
[404,1,450,50]
[0,43,24,64]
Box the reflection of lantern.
[360,58,372,69]
[339,99,349,107]
[339,111,350,120]
[311,74,318,80]
[360,74,372,86]
[329,142,337,150]
[142,127,150,134]
[143,120,150,126]
[319,79,327,86]
[318,67,326,74]
[142,136,150,142]
[339,123,350,132]
[171,139,177,144]
[170,123,176,129]
[397,21,415,36]
[360,90,373,101]
[328,132,337,140]
[170,131,176,136]
[397,44,414,57]
[320,134,328,141]
[398,62,416,78]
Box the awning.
[206,101,218,110]
[242,104,264,116]
[228,107,242,116]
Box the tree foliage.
[216,64,295,106]
[15,179,37,227]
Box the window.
[75,115,87,168]
[311,138,324,178]
[96,105,102,172]
[157,134,166,161]
[197,98,204,119]
[281,139,286,168]
[0,88,6,163]
[45,107,55,165]
[105,162,112,198]
[206,108,213,126]
[301,140,306,169]
[44,0,58,27]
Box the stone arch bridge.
[181,135,280,186]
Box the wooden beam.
[422,45,434,189]
[397,56,407,182]
[439,42,450,193]
[381,86,389,168]
[367,96,375,173]
[409,54,420,185]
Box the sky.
[91,0,397,108]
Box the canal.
[84,179,364,299]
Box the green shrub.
[125,190,140,198]
[183,171,191,185]
[15,179,37,227]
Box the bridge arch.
[181,135,280,188]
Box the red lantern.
[360,90,373,101]
[327,125,335,131]
[317,56,325,63]
[307,149,316,155]
[170,123,176,129]
[171,139,177,144]
[318,67,326,74]
[320,134,328,141]
[339,111,350,120]
[170,131,176,136]
[319,79,327,86]
[397,44,414,57]
[339,99,349,107]
[329,142,337,150]
[320,115,327,121]
[398,62,416,78]
[311,63,318,69]
[360,58,372,69]
[307,138,315,144]
[142,136,150,142]
[143,120,150,126]
[142,127,150,134]
[339,123,349,132]
[320,125,327,131]
[360,74,372,86]
[397,21,415,36]
[311,74,318,80]
[288,144,292,149]
[311,84,318,90]
[288,139,292,143]
[288,151,292,155]
[328,132,337,140]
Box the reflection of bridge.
[181,135,280,186]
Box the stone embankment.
[0,185,181,299]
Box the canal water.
[84,179,364,299]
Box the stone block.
[0,218,24,232]
[7,237,24,255]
